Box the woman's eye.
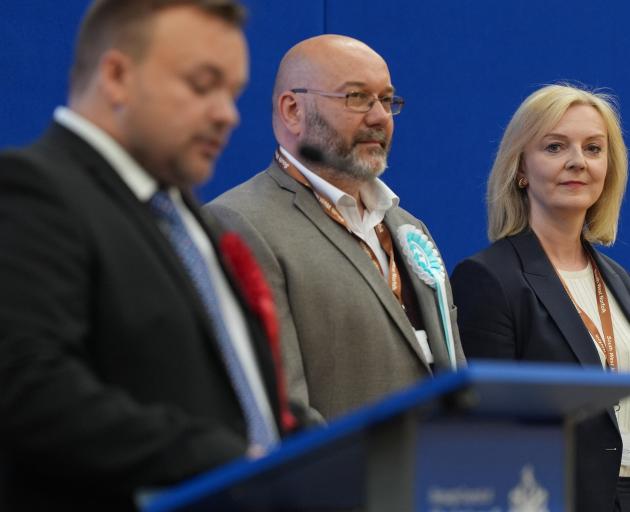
[544,143,562,153]
[586,144,602,154]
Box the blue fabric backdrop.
[2,1,628,270]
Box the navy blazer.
[451,230,630,512]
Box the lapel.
[509,231,604,367]
[266,163,431,371]
[185,194,281,422]
[385,212,452,370]
[509,231,621,429]
[48,123,281,418]
[46,123,214,337]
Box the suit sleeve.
[450,258,518,360]
[0,156,246,492]
[205,203,325,425]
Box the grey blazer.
[206,162,465,420]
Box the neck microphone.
[298,144,325,164]
[298,144,350,173]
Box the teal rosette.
[397,224,457,370]
[396,225,445,287]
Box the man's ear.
[277,91,303,136]
[98,49,135,108]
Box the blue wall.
[2,1,629,270]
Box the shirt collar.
[54,106,158,202]
[278,146,399,214]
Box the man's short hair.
[69,0,246,96]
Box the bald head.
[273,35,387,112]
[273,35,384,100]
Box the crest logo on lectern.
[508,464,549,512]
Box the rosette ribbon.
[397,224,457,370]
[219,232,298,434]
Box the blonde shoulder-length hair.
[487,84,628,245]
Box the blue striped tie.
[148,190,276,449]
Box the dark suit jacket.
[451,230,630,512]
[0,123,289,511]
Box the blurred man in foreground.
[0,1,301,510]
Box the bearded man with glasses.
[207,35,465,423]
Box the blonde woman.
[451,84,630,512]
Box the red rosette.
[219,232,297,433]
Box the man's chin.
[357,157,387,179]
[176,159,215,188]
[352,145,387,165]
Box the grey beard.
[303,109,389,181]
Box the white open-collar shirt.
[279,146,399,280]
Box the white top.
[279,146,399,279]
[54,107,278,443]
[559,262,630,475]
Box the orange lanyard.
[556,254,617,370]
[274,149,403,306]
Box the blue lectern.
[142,362,630,511]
